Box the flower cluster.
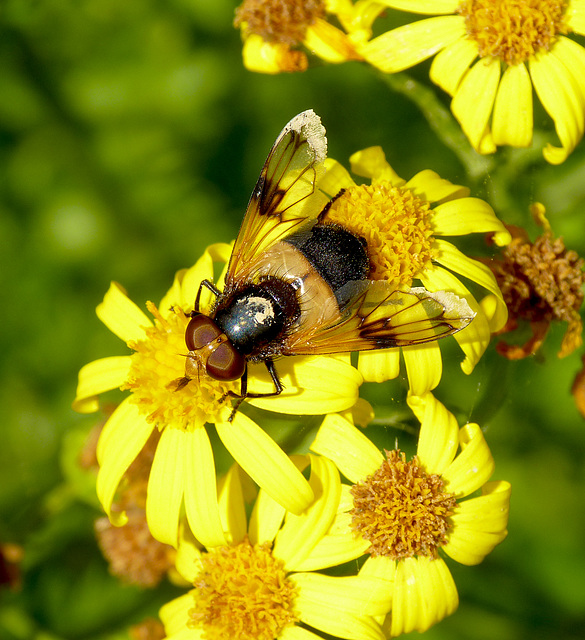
[235,0,585,163]
[74,124,519,638]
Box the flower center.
[124,303,236,430]
[189,539,298,640]
[234,0,326,45]
[325,182,434,284]
[350,450,457,559]
[458,0,569,66]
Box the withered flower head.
[234,0,325,46]
[488,203,584,359]
[129,618,165,640]
[95,431,175,588]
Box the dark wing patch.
[282,282,476,355]
[225,110,330,288]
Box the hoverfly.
[182,110,474,412]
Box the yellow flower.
[311,393,511,636]
[320,146,510,395]
[160,459,391,640]
[357,0,585,163]
[72,243,362,548]
[234,0,362,73]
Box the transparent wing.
[224,110,330,288]
[283,282,476,355]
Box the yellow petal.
[492,62,533,147]
[72,356,131,413]
[343,397,375,427]
[336,0,385,42]
[217,464,247,545]
[183,427,228,549]
[159,593,194,636]
[405,169,469,203]
[452,58,500,152]
[444,480,511,565]
[177,245,219,313]
[349,147,404,185]
[362,16,465,73]
[96,398,154,526]
[291,574,385,640]
[96,281,152,343]
[377,0,460,13]
[279,625,322,640]
[432,238,508,329]
[274,455,340,570]
[408,392,459,475]
[292,528,370,571]
[175,526,203,583]
[311,413,384,483]
[530,40,585,164]
[217,412,314,515]
[430,37,479,96]
[241,32,307,73]
[248,355,362,415]
[248,485,287,546]
[213,242,234,292]
[165,627,199,640]
[419,265,492,375]
[338,483,354,513]
[360,554,396,583]
[292,572,391,616]
[304,19,362,63]
[403,341,442,396]
[391,556,458,636]
[451,480,511,528]
[431,196,511,246]
[442,423,494,498]
[552,34,585,98]
[357,349,400,383]
[567,0,585,34]
[146,427,186,547]
[446,528,509,567]
[321,158,357,197]
[159,268,187,317]
[543,36,585,161]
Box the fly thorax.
[214,287,287,355]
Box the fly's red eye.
[207,343,246,381]
[185,313,246,382]
[185,313,221,351]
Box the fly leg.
[226,359,283,422]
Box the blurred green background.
[1,1,585,639]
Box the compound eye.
[207,343,246,381]
[185,313,221,351]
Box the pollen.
[124,303,236,430]
[325,183,434,283]
[458,0,569,66]
[350,450,457,559]
[234,0,325,45]
[188,539,298,640]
